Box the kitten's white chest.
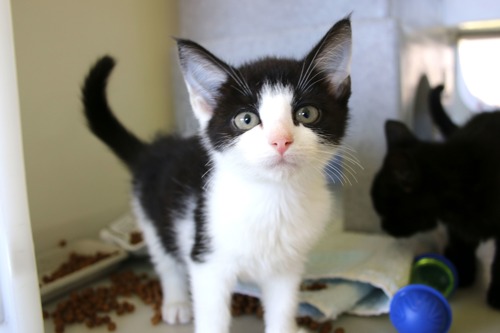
[205,167,331,277]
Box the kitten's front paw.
[162,301,192,325]
[487,284,500,309]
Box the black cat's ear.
[303,17,352,97]
[176,39,230,127]
[384,120,418,150]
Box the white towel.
[235,223,445,321]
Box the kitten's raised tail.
[428,84,459,138]
[82,56,146,170]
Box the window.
[457,36,500,111]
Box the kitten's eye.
[295,106,320,124]
[234,112,260,130]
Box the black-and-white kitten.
[371,85,500,309]
[82,18,352,333]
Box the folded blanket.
[235,222,445,321]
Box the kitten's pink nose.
[271,136,293,155]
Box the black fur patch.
[206,57,350,152]
[133,135,211,262]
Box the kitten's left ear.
[176,39,230,127]
[305,17,352,97]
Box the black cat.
[428,85,459,138]
[371,85,500,309]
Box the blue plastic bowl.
[390,284,452,333]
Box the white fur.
[134,83,335,333]
[196,87,332,333]
[132,196,194,325]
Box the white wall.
[443,0,500,27]
[11,0,178,252]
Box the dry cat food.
[42,251,117,285]
[300,281,328,291]
[129,231,143,245]
[45,270,153,332]
[230,292,337,333]
[44,270,344,333]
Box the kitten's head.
[176,18,352,181]
[371,120,439,237]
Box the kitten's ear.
[384,120,418,150]
[176,39,229,127]
[305,17,352,97]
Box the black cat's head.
[175,18,352,181]
[371,120,439,237]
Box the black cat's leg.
[444,229,479,288]
[487,238,500,309]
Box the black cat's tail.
[82,56,146,170]
[428,84,459,138]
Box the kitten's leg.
[444,229,478,288]
[139,220,192,324]
[189,261,237,333]
[260,273,301,333]
[156,255,192,324]
[487,238,500,309]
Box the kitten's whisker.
[340,144,364,170]
[229,67,252,96]
[201,51,251,97]
[303,76,329,93]
[326,145,364,170]
[327,154,357,173]
[334,159,358,175]
[304,154,348,185]
[309,161,342,185]
[338,144,356,152]
[317,148,363,170]
[341,157,364,171]
[324,163,351,185]
[336,152,364,170]
[330,161,358,184]
[230,84,247,96]
[301,68,330,92]
[305,147,360,185]
[298,34,330,92]
[297,60,308,92]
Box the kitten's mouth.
[266,155,299,169]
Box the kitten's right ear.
[304,17,352,97]
[384,120,418,150]
[176,39,229,127]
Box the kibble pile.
[42,252,116,284]
[44,270,345,333]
